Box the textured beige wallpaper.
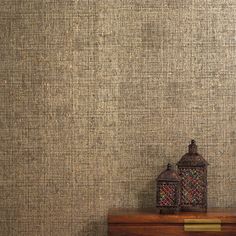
[0,0,236,235]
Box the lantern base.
[180,206,207,212]
[158,207,180,214]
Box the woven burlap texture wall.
[1,0,236,235]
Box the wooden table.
[108,208,236,235]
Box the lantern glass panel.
[158,182,177,206]
[179,167,205,206]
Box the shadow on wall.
[229,202,236,208]
[80,218,107,236]
[79,180,157,236]
[138,179,156,208]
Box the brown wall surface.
[0,0,236,235]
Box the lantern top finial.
[189,139,197,154]
[157,163,180,182]
[177,139,209,167]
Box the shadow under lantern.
[156,163,181,214]
[177,140,209,212]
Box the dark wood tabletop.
[108,208,236,236]
[108,208,236,224]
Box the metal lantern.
[177,140,209,212]
[156,163,181,214]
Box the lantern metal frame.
[177,140,209,212]
[156,163,181,214]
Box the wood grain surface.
[108,208,236,236]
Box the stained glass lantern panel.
[159,183,177,206]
